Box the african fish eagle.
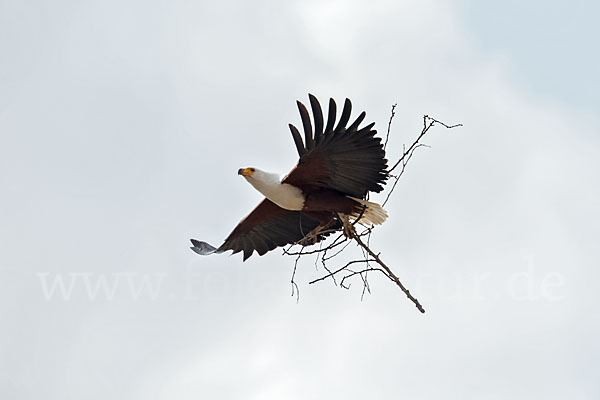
[191,94,388,260]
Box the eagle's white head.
[237,167,304,210]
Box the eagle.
[191,94,388,260]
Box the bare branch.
[383,115,461,207]
[309,259,377,285]
[283,108,461,313]
[348,228,425,313]
[383,103,397,151]
[340,267,387,290]
[388,115,462,174]
[290,250,303,303]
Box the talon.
[338,213,355,238]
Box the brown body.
[301,188,360,223]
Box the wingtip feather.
[190,239,218,255]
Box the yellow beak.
[238,168,255,177]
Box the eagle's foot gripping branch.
[338,213,356,238]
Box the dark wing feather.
[289,124,306,157]
[191,199,324,261]
[309,94,324,143]
[324,98,336,134]
[297,101,314,150]
[334,98,352,132]
[284,95,388,198]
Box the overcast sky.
[1,0,599,399]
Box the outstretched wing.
[284,94,388,198]
[191,199,324,261]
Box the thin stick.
[349,229,425,313]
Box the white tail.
[347,197,388,226]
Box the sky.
[1,0,599,398]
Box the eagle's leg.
[301,219,337,245]
[337,213,356,238]
[302,225,324,245]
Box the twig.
[383,103,397,151]
[383,115,461,207]
[340,267,387,290]
[309,259,376,284]
[290,250,302,303]
[388,115,462,173]
[349,229,425,313]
